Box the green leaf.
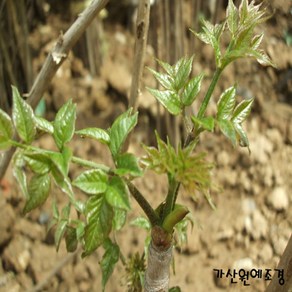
[45,147,72,177]
[173,56,194,90]
[75,127,110,144]
[23,173,51,214]
[218,119,237,146]
[13,154,29,199]
[105,176,130,211]
[231,98,254,124]
[227,0,239,35]
[191,21,224,67]
[51,165,74,200]
[24,152,51,174]
[146,88,181,115]
[217,86,236,120]
[181,73,204,106]
[156,59,174,76]
[12,86,36,144]
[0,136,12,151]
[234,123,249,147]
[61,203,71,219]
[34,116,54,134]
[191,116,215,132]
[53,99,76,150]
[52,200,59,219]
[147,67,173,90]
[65,226,78,252]
[82,195,113,257]
[73,169,108,195]
[245,49,275,67]
[109,108,138,157]
[55,219,68,251]
[169,287,182,292]
[0,108,13,140]
[76,220,85,240]
[101,239,120,291]
[130,217,151,231]
[112,208,127,231]
[251,33,264,50]
[115,153,143,177]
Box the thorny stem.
[126,179,160,226]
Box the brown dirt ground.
[0,1,292,291]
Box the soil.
[0,1,292,292]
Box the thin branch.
[126,180,160,226]
[0,0,109,180]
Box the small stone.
[232,258,254,270]
[2,235,31,272]
[216,228,234,241]
[250,210,268,240]
[250,134,273,164]
[14,218,45,241]
[216,151,230,167]
[267,187,289,211]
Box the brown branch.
[128,0,151,111]
[0,0,109,180]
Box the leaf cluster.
[142,132,213,195]
[216,85,254,148]
[1,87,143,290]
[192,0,275,69]
[147,56,204,115]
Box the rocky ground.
[0,1,291,291]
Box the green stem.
[162,176,177,221]
[197,67,223,119]
[71,156,110,172]
[126,179,160,226]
